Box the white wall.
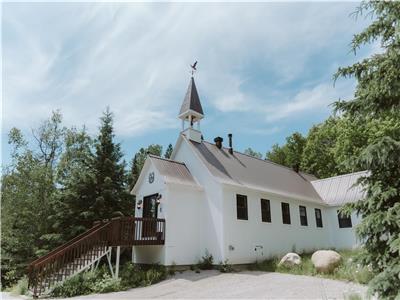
[163,184,204,265]
[222,185,332,264]
[326,207,361,250]
[173,138,225,263]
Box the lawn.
[248,249,373,285]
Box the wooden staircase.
[27,217,166,298]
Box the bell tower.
[178,76,204,143]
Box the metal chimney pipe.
[228,133,233,154]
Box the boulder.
[311,250,342,273]
[278,252,301,267]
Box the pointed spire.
[179,77,204,117]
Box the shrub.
[120,262,167,289]
[198,250,214,270]
[10,277,28,295]
[218,260,234,273]
[92,274,121,293]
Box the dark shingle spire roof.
[179,77,204,116]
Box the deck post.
[115,246,120,278]
[131,246,135,263]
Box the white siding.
[163,184,204,265]
[326,207,361,249]
[173,139,225,263]
[222,185,332,264]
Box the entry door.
[142,194,158,237]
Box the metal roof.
[311,171,367,206]
[179,77,204,116]
[187,138,325,204]
[149,155,199,187]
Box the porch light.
[137,199,143,210]
[156,194,162,204]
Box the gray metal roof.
[187,138,325,204]
[311,171,367,206]
[149,155,198,187]
[179,77,204,116]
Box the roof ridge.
[148,154,186,166]
[311,170,368,183]
[201,140,316,178]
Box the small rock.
[278,253,301,267]
[311,250,342,273]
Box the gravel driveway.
[2,270,368,299]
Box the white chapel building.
[131,77,365,266]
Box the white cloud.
[2,2,371,138]
[263,80,355,123]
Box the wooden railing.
[27,217,165,297]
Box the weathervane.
[190,61,197,76]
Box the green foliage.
[198,250,214,270]
[164,144,174,159]
[266,132,306,173]
[1,111,64,286]
[92,108,134,219]
[244,148,262,159]
[1,109,134,287]
[9,277,28,295]
[333,2,400,299]
[218,260,234,273]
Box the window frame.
[236,194,248,220]
[281,202,291,225]
[299,205,308,226]
[337,211,352,228]
[261,199,271,223]
[315,208,323,228]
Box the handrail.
[30,222,111,269]
[28,216,166,297]
[28,222,104,267]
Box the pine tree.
[164,144,173,159]
[93,108,134,219]
[334,2,400,298]
[52,127,97,240]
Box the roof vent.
[228,133,233,154]
[214,136,223,149]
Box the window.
[261,199,271,223]
[299,206,308,226]
[236,194,248,220]
[281,202,291,224]
[337,211,352,228]
[315,208,323,228]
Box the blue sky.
[2,2,376,165]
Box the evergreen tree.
[93,108,134,219]
[52,127,97,240]
[334,2,400,298]
[164,144,173,159]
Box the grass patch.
[250,250,373,284]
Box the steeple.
[178,77,204,120]
[178,76,204,143]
